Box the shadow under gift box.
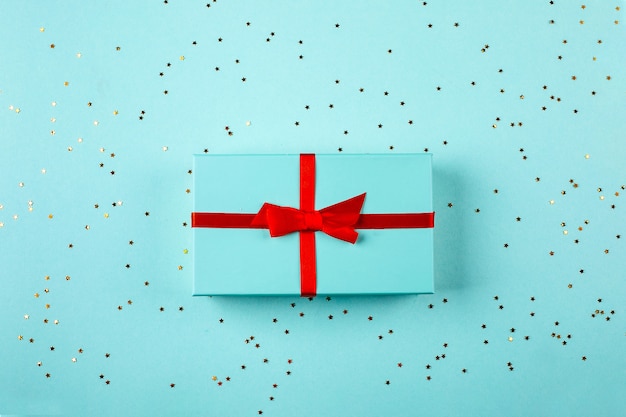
[192,153,434,296]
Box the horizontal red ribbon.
[191,212,435,230]
[192,154,434,297]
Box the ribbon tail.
[320,193,366,222]
[323,226,359,244]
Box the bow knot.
[251,193,366,244]
[303,211,323,231]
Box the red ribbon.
[192,154,435,297]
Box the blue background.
[1,1,624,416]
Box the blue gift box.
[192,153,434,296]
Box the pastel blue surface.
[192,154,433,295]
[1,1,625,416]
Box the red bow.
[251,193,366,244]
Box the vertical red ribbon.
[299,154,317,297]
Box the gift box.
[191,153,434,296]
